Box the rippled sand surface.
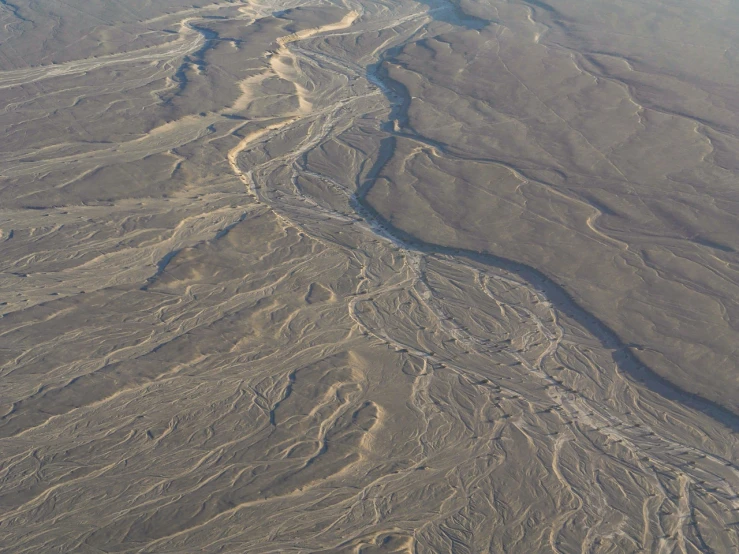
[1,0,738,552]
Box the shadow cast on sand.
[355,0,739,435]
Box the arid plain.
[0,0,738,552]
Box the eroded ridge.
[0,0,737,552]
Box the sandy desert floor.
[0,0,738,552]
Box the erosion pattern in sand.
[0,0,738,552]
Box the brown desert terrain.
[0,0,737,552]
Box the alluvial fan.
[0,0,737,552]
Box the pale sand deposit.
[0,0,738,552]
